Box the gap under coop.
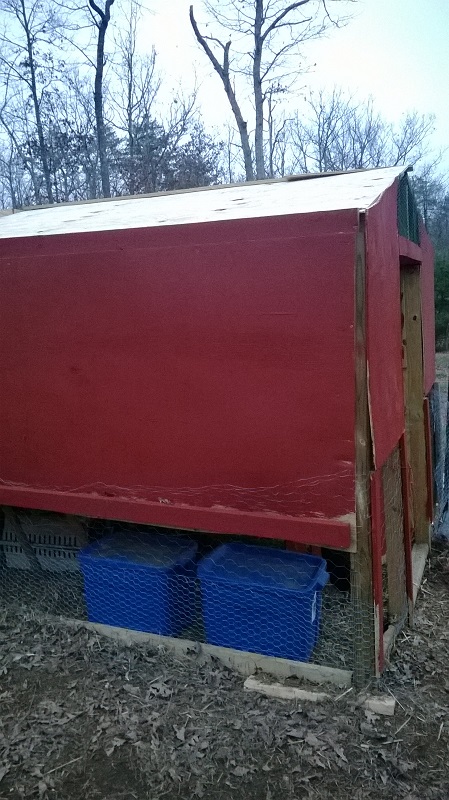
[0,507,357,676]
[0,488,429,688]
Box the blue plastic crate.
[198,542,329,661]
[78,531,198,636]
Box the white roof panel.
[0,166,405,240]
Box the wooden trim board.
[244,676,330,703]
[352,211,376,687]
[68,620,352,687]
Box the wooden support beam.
[352,214,376,688]
[400,267,429,546]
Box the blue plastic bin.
[198,542,329,661]
[78,531,198,635]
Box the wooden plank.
[243,676,329,703]
[382,447,408,626]
[399,434,414,622]
[0,490,352,548]
[401,267,429,546]
[68,620,352,687]
[370,471,385,675]
[412,542,429,605]
[352,213,376,688]
[361,695,396,716]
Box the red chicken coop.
[0,167,436,686]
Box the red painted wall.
[366,183,405,468]
[0,211,357,540]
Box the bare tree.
[189,5,254,180]
[0,0,63,202]
[189,0,352,180]
[43,69,101,202]
[110,1,160,194]
[87,0,115,197]
[288,90,435,173]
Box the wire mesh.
[0,442,412,680]
[0,507,366,672]
[397,173,420,245]
[444,379,449,513]
[429,383,445,520]
[439,376,449,534]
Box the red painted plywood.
[366,183,404,468]
[0,211,357,538]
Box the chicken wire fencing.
[431,378,449,535]
[0,506,382,674]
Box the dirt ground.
[0,357,448,800]
[0,541,449,800]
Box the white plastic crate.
[1,509,87,572]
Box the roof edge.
[8,165,412,216]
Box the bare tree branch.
[189,4,254,180]
[190,0,352,179]
[262,0,311,41]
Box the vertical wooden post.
[399,434,414,622]
[352,214,376,688]
[400,267,429,546]
[370,471,385,676]
[383,446,408,627]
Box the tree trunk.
[20,0,53,203]
[126,53,135,195]
[189,6,254,181]
[253,0,265,179]
[90,0,115,198]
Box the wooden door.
[400,266,430,546]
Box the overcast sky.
[144,0,449,172]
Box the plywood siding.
[0,211,358,540]
[365,183,404,468]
